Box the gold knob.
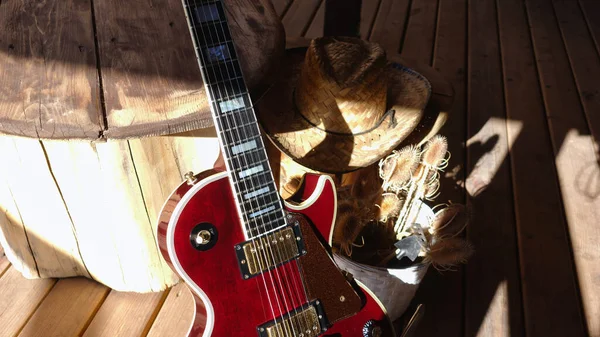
[195,230,212,245]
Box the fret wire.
[187,0,256,233]
[205,76,245,89]
[234,179,274,195]
[199,56,238,68]
[242,199,281,216]
[188,0,286,237]
[197,39,234,51]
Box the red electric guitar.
[156,0,395,336]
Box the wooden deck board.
[18,278,109,337]
[552,0,600,141]
[281,0,323,37]
[369,0,411,52]
[527,0,600,335]
[400,0,439,64]
[465,0,525,335]
[271,0,293,17]
[0,245,9,276]
[410,0,467,335]
[0,267,56,337]
[360,0,383,39]
[82,290,167,337]
[304,0,325,38]
[146,283,195,337]
[580,0,600,57]
[0,0,599,336]
[498,0,587,335]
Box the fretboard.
[182,0,286,238]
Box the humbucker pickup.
[235,224,306,279]
[257,301,328,337]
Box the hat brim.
[255,46,432,173]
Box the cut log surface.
[0,136,90,279]
[0,0,284,140]
[0,0,102,139]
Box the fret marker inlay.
[206,45,231,62]
[238,165,264,178]
[231,139,257,154]
[243,186,270,200]
[219,96,245,112]
[249,205,276,218]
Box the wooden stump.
[0,0,284,292]
[0,131,222,291]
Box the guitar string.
[190,5,290,336]
[192,2,309,336]
[195,1,311,335]
[203,4,318,334]
[185,0,281,332]
[198,2,305,335]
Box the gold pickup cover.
[242,227,300,276]
[265,306,321,337]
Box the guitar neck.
[182,0,285,238]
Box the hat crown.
[313,37,387,86]
[295,37,390,134]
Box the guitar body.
[157,170,395,336]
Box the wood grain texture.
[271,0,293,17]
[410,0,466,335]
[146,283,195,337]
[0,245,9,275]
[369,0,411,53]
[497,0,587,336]
[360,0,383,39]
[0,178,38,278]
[0,136,90,279]
[580,0,600,56]
[40,140,177,292]
[166,130,221,178]
[82,290,166,337]
[0,267,56,337]
[281,0,323,36]
[304,0,325,38]
[0,0,102,139]
[552,0,600,141]
[527,0,600,335]
[94,0,284,139]
[400,0,439,64]
[94,140,178,291]
[465,0,524,335]
[18,278,108,337]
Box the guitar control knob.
[363,320,382,337]
[195,230,212,245]
[190,223,218,251]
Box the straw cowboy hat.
[256,36,432,173]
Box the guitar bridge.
[235,224,306,279]
[257,301,328,337]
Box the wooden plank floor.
[1,0,599,336]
